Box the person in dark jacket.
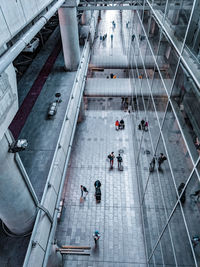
[158,153,167,170]
[116,154,123,168]
[94,180,101,188]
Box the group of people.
[138,119,148,131]
[81,183,102,245]
[80,180,102,203]
[115,119,125,130]
[149,153,167,172]
[100,33,107,41]
[108,152,123,170]
[112,20,116,28]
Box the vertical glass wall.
[129,1,200,266]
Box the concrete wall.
[0,0,54,49]
[0,64,18,141]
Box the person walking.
[93,230,100,245]
[94,180,101,188]
[157,153,167,170]
[119,119,125,129]
[108,152,115,168]
[116,154,123,169]
[80,185,88,198]
[111,34,113,42]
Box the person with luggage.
[119,119,125,129]
[80,185,88,198]
[116,154,123,169]
[93,230,101,245]
[115,120,120,130]
[157,153,167,170]
[108,152,115,168]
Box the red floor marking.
[9,40,62,140]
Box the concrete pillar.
[81,12,86,25]
[58,7,80,71]
[0,132,36,234]
[85,10,92,24]
[47,244,62,267]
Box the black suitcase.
[119,165,123,171]
[96,188,101,201]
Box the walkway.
[56,10,147,267]
[56,109,147,267]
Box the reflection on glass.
[142,174,166,258]
[181,171,200,265]
[145,95,160,150]
[169,206,195,266]
[163,103,193,186]
[165,0,194,44]
[160,226,176,266]
[171,64,200,161]
[150,243,163,266]
[156,136,177,216]
[156,33,179,92]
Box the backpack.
[117,156,122,162]
[138,124,141,130]
[83,186,87,192]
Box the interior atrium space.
[0,0,200,266]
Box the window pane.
[163,103,193,187]
[171,64,200,162]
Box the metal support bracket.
[37,204,53,224]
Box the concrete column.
[58,7,80,71]
[85,10,92,24]
[47,244,62,267]
[81,12,86,25]
[0,132,36,234]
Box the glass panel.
[142,173,166,258]
[151,243,164,266]
[156,32,179,93]
[171,64,200,162]
[143,8,151,34]
[160,226,176,266]
[165,0,194,45]
[169,205,195,266]
[156,136,177,217]
[148,19,161,56]
[145,95,159,150]
[138,131,154,196]
[182,1,200,87]
[180,171,200,265]
[197,161,200,176]
[151,69,168,124]
[163,103,193,187]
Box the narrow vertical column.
[58,6,80,71]
[0,132,36,234]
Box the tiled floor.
[56,10,147,267]
[56,110,147,267]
